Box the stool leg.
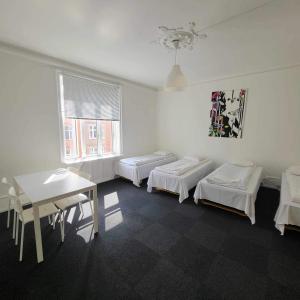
[19,222,25,262]
[79,202,84,216]
[52,214,55,230]
[59,212,64,242]
[15,217,19,246]
[7,200,11,228]
[62,210,65,242]
[12,211,16,239]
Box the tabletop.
[14,168,96,205]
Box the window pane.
[62,118,120,161]
[99,120,113,155]
[63,118,77,158]
[88,124,97,139]
[80,120,98,157]
[112,121,120,154]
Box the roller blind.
[60,74,121,121]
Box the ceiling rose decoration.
[156,22,207,91]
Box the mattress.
[147,160,214,203]
[120,153,174,166]
[206,162,254,190]
[115,154,177,187]
[155,158,201,176]
[194,165,263,224]
[286,173,300,203]
[274,172,300,235]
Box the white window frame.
[56,70,123,163]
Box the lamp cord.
[173,39,179,65]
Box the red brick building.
[63,118,113,160]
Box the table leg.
[33,205,44,263]
[92,186,99,236]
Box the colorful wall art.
[208,89,247,138]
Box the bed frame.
[200,198,247,218]
[154,187,179,196]
[285,224,300,233]
[117,174,142,185]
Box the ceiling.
[0,0,299,89]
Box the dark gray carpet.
[0,178,300,300]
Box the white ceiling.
[0,0,299,89]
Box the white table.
[13,169,99,263]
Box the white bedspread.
[155,159,201,176]
[194,165,263,224]
[147,160,214,203]
[120,153,174,166]
[275,172,300,235]
[116,155,177,187]
[206,163,254,190]
[286,173,300,203]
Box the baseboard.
[94,176,115,185]
[262,176,281,190]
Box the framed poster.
[208,89,247,138]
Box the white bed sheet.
[147,160,214,203]
[194,165,263,224]
[274,172,300,235]
[115,155,177,187]
[206,163,254,190]
[286,173,300,203]
[120,154,173,166]
[155,159,199,176]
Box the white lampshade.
[165,64,187,91]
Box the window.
[88,124,97,139]
[64,125,72,140]
[63,119,77,158]
[58,73,121,162]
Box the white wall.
[1,42,300,213]
[0,47,157,211]
[157,66,300,180]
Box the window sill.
[63,153,123,165]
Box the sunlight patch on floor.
[104,208,123,232]
[81,201,93,218]
[104,192,119,209]
[66,206,76,223]
[76,223,94,243]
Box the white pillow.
[154,151,171,156]
[231,160,255,167]
[183,156,205,163]
[287,165,300,176]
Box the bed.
[194,162,263,224]
[147,158,214,203]
[275,169,300,235]
[115,151,177,187]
